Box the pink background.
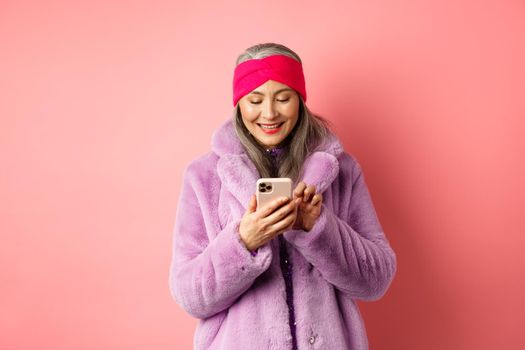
[1,1,524,349]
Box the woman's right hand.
[239,194,302,252]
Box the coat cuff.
[225,219,272,273]
[283,204,331,247]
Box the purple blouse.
[251,147,298,350]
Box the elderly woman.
[169,42,397,350]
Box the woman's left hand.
[292,181,323,232]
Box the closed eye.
[249,98,289,105]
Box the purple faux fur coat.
[169,118,397,349]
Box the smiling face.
[238,80,300,150]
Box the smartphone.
[256,178,293,211]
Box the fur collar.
[211,118,344,206]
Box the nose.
[261,99,278,120]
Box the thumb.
[246,194,257,213]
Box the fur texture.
[169,118,397,349]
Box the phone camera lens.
[259,182,272,193]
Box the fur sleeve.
[284,156,397,301]
[168,161,273,319]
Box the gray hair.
[233,42,334,183]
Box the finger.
[264,197,301,225]
[310,193,323,206]
[267,208,298,237]
[265,197,300,223]
[258,196,290,217]
[246,194,257,213]
[303,185,316,202]
[293,181,307,199]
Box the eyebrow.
[249,88,293,96]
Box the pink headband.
[232,54,307,106]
